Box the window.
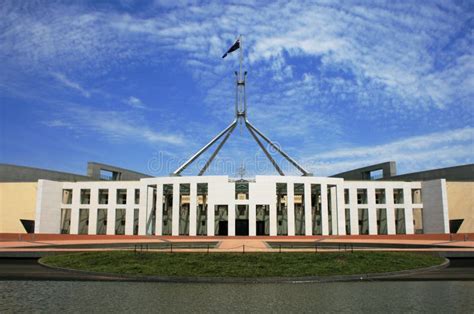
[78,208,89,235]
[393,189,404,204]
[413,208,423,234]
[115,208,126,235]
[97,208,107,235]
[358,208,369,235]
[116,189,127,205]
[357,189,367,204]
[276,183,288,236]
[197,183,208,236]
[134,189,140,205]
[395,208,406,234]
[377,208,387,235]
[60,208,71,234]
[412,189,422,204]
[80,189,90,205]
[345,208,351,235]
[375,189,386,204]
[62,189,72,204]
[344,189,350,204]
[98,189,108,205]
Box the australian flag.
[222,39,240,58]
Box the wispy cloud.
[51,72,90,97]
[125,96,146,109]
[305,127,474,176]
[43,104,184,146]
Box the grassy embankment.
[40,251,444,277]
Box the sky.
[0,0,473,178]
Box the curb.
[38,256,450,284]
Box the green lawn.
[40,251,444,278]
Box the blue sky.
[0,0,473,177]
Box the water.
[1,281,473,313]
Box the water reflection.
[1,281,473,313]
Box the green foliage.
[40,251,443,278]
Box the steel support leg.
[173,120,237,175]
[246,124,284,176]
[246,120,311,176]
[198,123,237,176]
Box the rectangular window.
[294,183,305,236]
[60,208,71,234]
[276,183,288,236]
[413,208,423,234]
[62,189,72,204]
[256,205,270,236]
[133,208,139,235]
[214,205,228,236]
[394,189,404,204]
[412,189,422,204]
[357,189,367,204]
[375,189,386,204]
[395,208,406,234]
[377,208,387,235]
[78,208,89,235]
[358,208,369,235]
[116,189,127,205]
[311,184,322,235]
[80,189,90,205]
[115,208,126,235]
[179,184,190,236]
[344,189,350,205]
[345,208,351,235]
[162,184,173,235]
[197,183,208,236]
[96,208,107,235]
[134,189,140,204]
[98,189,108,205]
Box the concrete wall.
[0,182,37,233]
[0,164,90,182]
[388,164,474,182]
[34,180,63,234]
[87,162,151,181]
[332,162,396,180]
[421,179,450,234]
[447,182,474,233]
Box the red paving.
[1,233,473,253]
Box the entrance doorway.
[256,221,265,235]
[218,221,228,236]
[236,219,249,235]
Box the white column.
[385,187,396,235]
[70,188,80,234]
[367,187,377,235]
[336,185,346,235]
[249,203,256,236]
[304,183,312,236]
[88,188,98,235]
[138,186,147,235]
[269,202,277,236]
[404,186,414,234]
[189,183,197,236]
[207,202,215,236]
[155,184,163,236]
[287,183,295,236]
[172,183,179,236]
[321,184,329,235]
[349,188,358,235]
[125,188,134,235]
[228,203,236,236]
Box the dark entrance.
[235,219,249,236]
[218,221,228,236]
[256,221,265,236]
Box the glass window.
[357,189,367,204]
[98,189,108,205]
[377,208,387,235]
[394,189,404,204]
[134,189,140,205]
[375,189,386,204]
[115,208,126,235]
[78,208,89,235]
[358,208,369,235]
[294,183,305,236]
[345,208,351,235]
[197,183,208,236]
[62,189,72,204]
[214,205,228,236]
[60,208,71,234]
[395,208,406,234]
[116,189,127,205]
[344,189,350,204]
[311,184,321,235]
[133,208,139,235]
[276,183,288,236]
[96,208,107,235]
[235,181,249,200]
[162,184,173,235]
[256,205,270,236]
[412,189,422,204]
[179,184,190,236]
[80,189,90,205]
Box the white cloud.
[126,96,146,109]
[44,105,184,146]
[304,127,474,176]
[51,72,90,97]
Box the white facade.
[34,176,450,236]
